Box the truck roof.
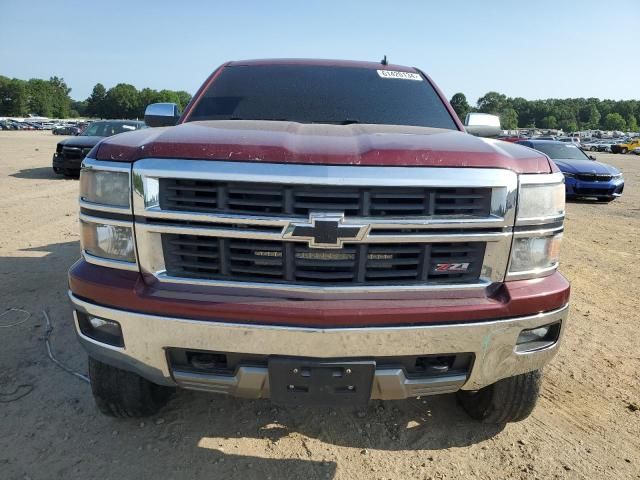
[227,58,417,73]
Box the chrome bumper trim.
[70,292,568,395]
[171,367,468,400]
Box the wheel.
[590,147,597,151]
[620,148,628,154]
[457,369,542,424]
[63,168,79,178]
[88,356,174,418]
[53,167,61,174]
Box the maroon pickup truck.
[70,59,569,424]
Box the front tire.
[620,148,628,154]
[457,370,542,424]
[88,357,174,418]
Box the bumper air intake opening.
[515,321,562,353]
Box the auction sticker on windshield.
[377,70,422,80]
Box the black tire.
[457,369,542,424]
[620,148,628,154]
[88,356,174,418]
[63,168,79,178]
[590,147,597,151]
[53,167,61,174]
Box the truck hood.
[553,158,620,175]
[59,135,104,148]
[94,120,552,173]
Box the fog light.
[515,321,561,353]
[77,312,124,347]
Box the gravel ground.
[1,131,639,480]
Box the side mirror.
[464,113,501,138]
[144,103,180,127]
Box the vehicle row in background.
[52,120,147,177]
[517,140,624,202]
[498,131,639,154]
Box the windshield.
[82,121,142,137]
[187,65,458,129]
[532,143,590,160]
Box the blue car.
[517,140,624,202]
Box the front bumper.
[565,177,624,198]
[52,153,83,171]
[70,292,569,400]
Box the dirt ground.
[0,130,638,480]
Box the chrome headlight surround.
[508,173,565,280]
[80,158,132,212]
[79,159,136,270]
[515,172,565,226]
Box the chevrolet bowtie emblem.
[283,212,369,249]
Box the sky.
[1,0,637,104]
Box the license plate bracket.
[268,357,375,407]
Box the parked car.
[53,125,80,135]
[71,59,570,424]
[581,139,602,151]
[557,137,581,148]
[517,140,624,202]
[496,135,528,143]
[52,120,147,176]
[611,137,640,154]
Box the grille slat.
[163,234,485,286]
[159,179,492,218]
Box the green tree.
[500,108,518,130]
[449,93,470,121]
[86,83,107,117]
[603,113,626,131]
[625,114,638,132]
[0,77,28,115]
[48,76,72,117]
[26,79,54,116]
[175,91,192,110]
[540,115,558,129]
[104,83,140,119]
[586,105,600,129]
[477,91,508,114]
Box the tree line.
[450,92,639,132]
[1,74,638,131]
[0,75,192,119]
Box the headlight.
[508,232,562,278]
[80,168,130,208]
[611,173,622,178]
[562,172,575,178]
[509,173,565,280]
[517,175,565,224]
[79,160,136,270]
[80,218,136,264]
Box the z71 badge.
[434,263,471,272]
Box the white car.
[581,140,601,151]
[558,137,582,148]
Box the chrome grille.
[162,234,485,285]
[132,159,519,294]
[159,179,492,217]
